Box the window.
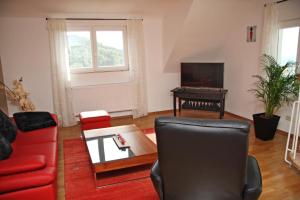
[67,31,93,69]
[96,31,125,67]
[67,21,129,73]
[278,27,299,66]
[278,19,300,75]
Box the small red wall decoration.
[247,26,257,42]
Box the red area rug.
[142,128,155,135]
[95,164,152,187]
[63,128,158,200]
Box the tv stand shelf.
[171,87,228,119]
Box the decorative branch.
[0,80,19,102]
[0,78,35,112]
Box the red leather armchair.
[0,114,58,200]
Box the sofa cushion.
[15,114,58,145]
[12,142,57,167]
[0,109,17,143]
[0,184,56,200]
[0,134,12,160]
[79,110,111,123]
[13,112,57,132]
[0,167,56,193]
[0,155,46,176]
[15,126,57,145]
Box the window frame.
[67,28,94,72]
[66,20,129,74]
[278,19,300,67]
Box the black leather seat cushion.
[0,109,17,143]
[13,112,57,132]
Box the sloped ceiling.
[163,0,263,72]
[161,0,194,66]
[0,0,182,17]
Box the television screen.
[181,63,224,88]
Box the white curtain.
[127,20,148,118]
[261,2,279,58]
[47,19,76,127]
[255,3,279,113]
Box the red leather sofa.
[0,114,58,200]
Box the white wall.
[0,18,54,115]
[163,0,264,119]
[162,0,300,132]
[71,68,133,115]
[70,18,175,115]
[72,83,133,115]
[223,1,264,120]
[161,0,193,66]
[144,18,180,112]
[0,16,175,116]
[278,0,300,22]
[0,0,186,118]
[0,0,299,131]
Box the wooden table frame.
[83,125,157,173]
[171,87,228,119]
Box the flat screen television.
[181,63,224,88]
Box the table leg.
[179,98,182,113]
[220,99,225,119]
[173,95,177,116]
[223,98,226,117]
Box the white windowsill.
[71,80,132,89]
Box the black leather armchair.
[151,117,262,200]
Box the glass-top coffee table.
[83,125,157,175]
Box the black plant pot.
[252,113,280,141]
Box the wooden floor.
[57,110,300,200]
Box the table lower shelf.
[181,100,221,112]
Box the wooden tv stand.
[171,87,228,119]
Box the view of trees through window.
[97,31,125,67]
[67,31,92,68]
[67,30,125,69]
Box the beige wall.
[162,0,300,132]
[0,58,8,114]
[163,0,264,119]
[0,0,299,131]
[0,18,54,115]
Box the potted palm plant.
[251,54,299,140]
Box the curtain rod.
[264,0,289,7]
[46,18,143,21]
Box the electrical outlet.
[285,115,291,121]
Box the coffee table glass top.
[83,125,157,173]
[86,135,135,164]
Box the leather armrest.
[0,167,55,193]
[0,155,46,176]
[150,160,163,200]
[51,114,58,124]
[244,155,262,200]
